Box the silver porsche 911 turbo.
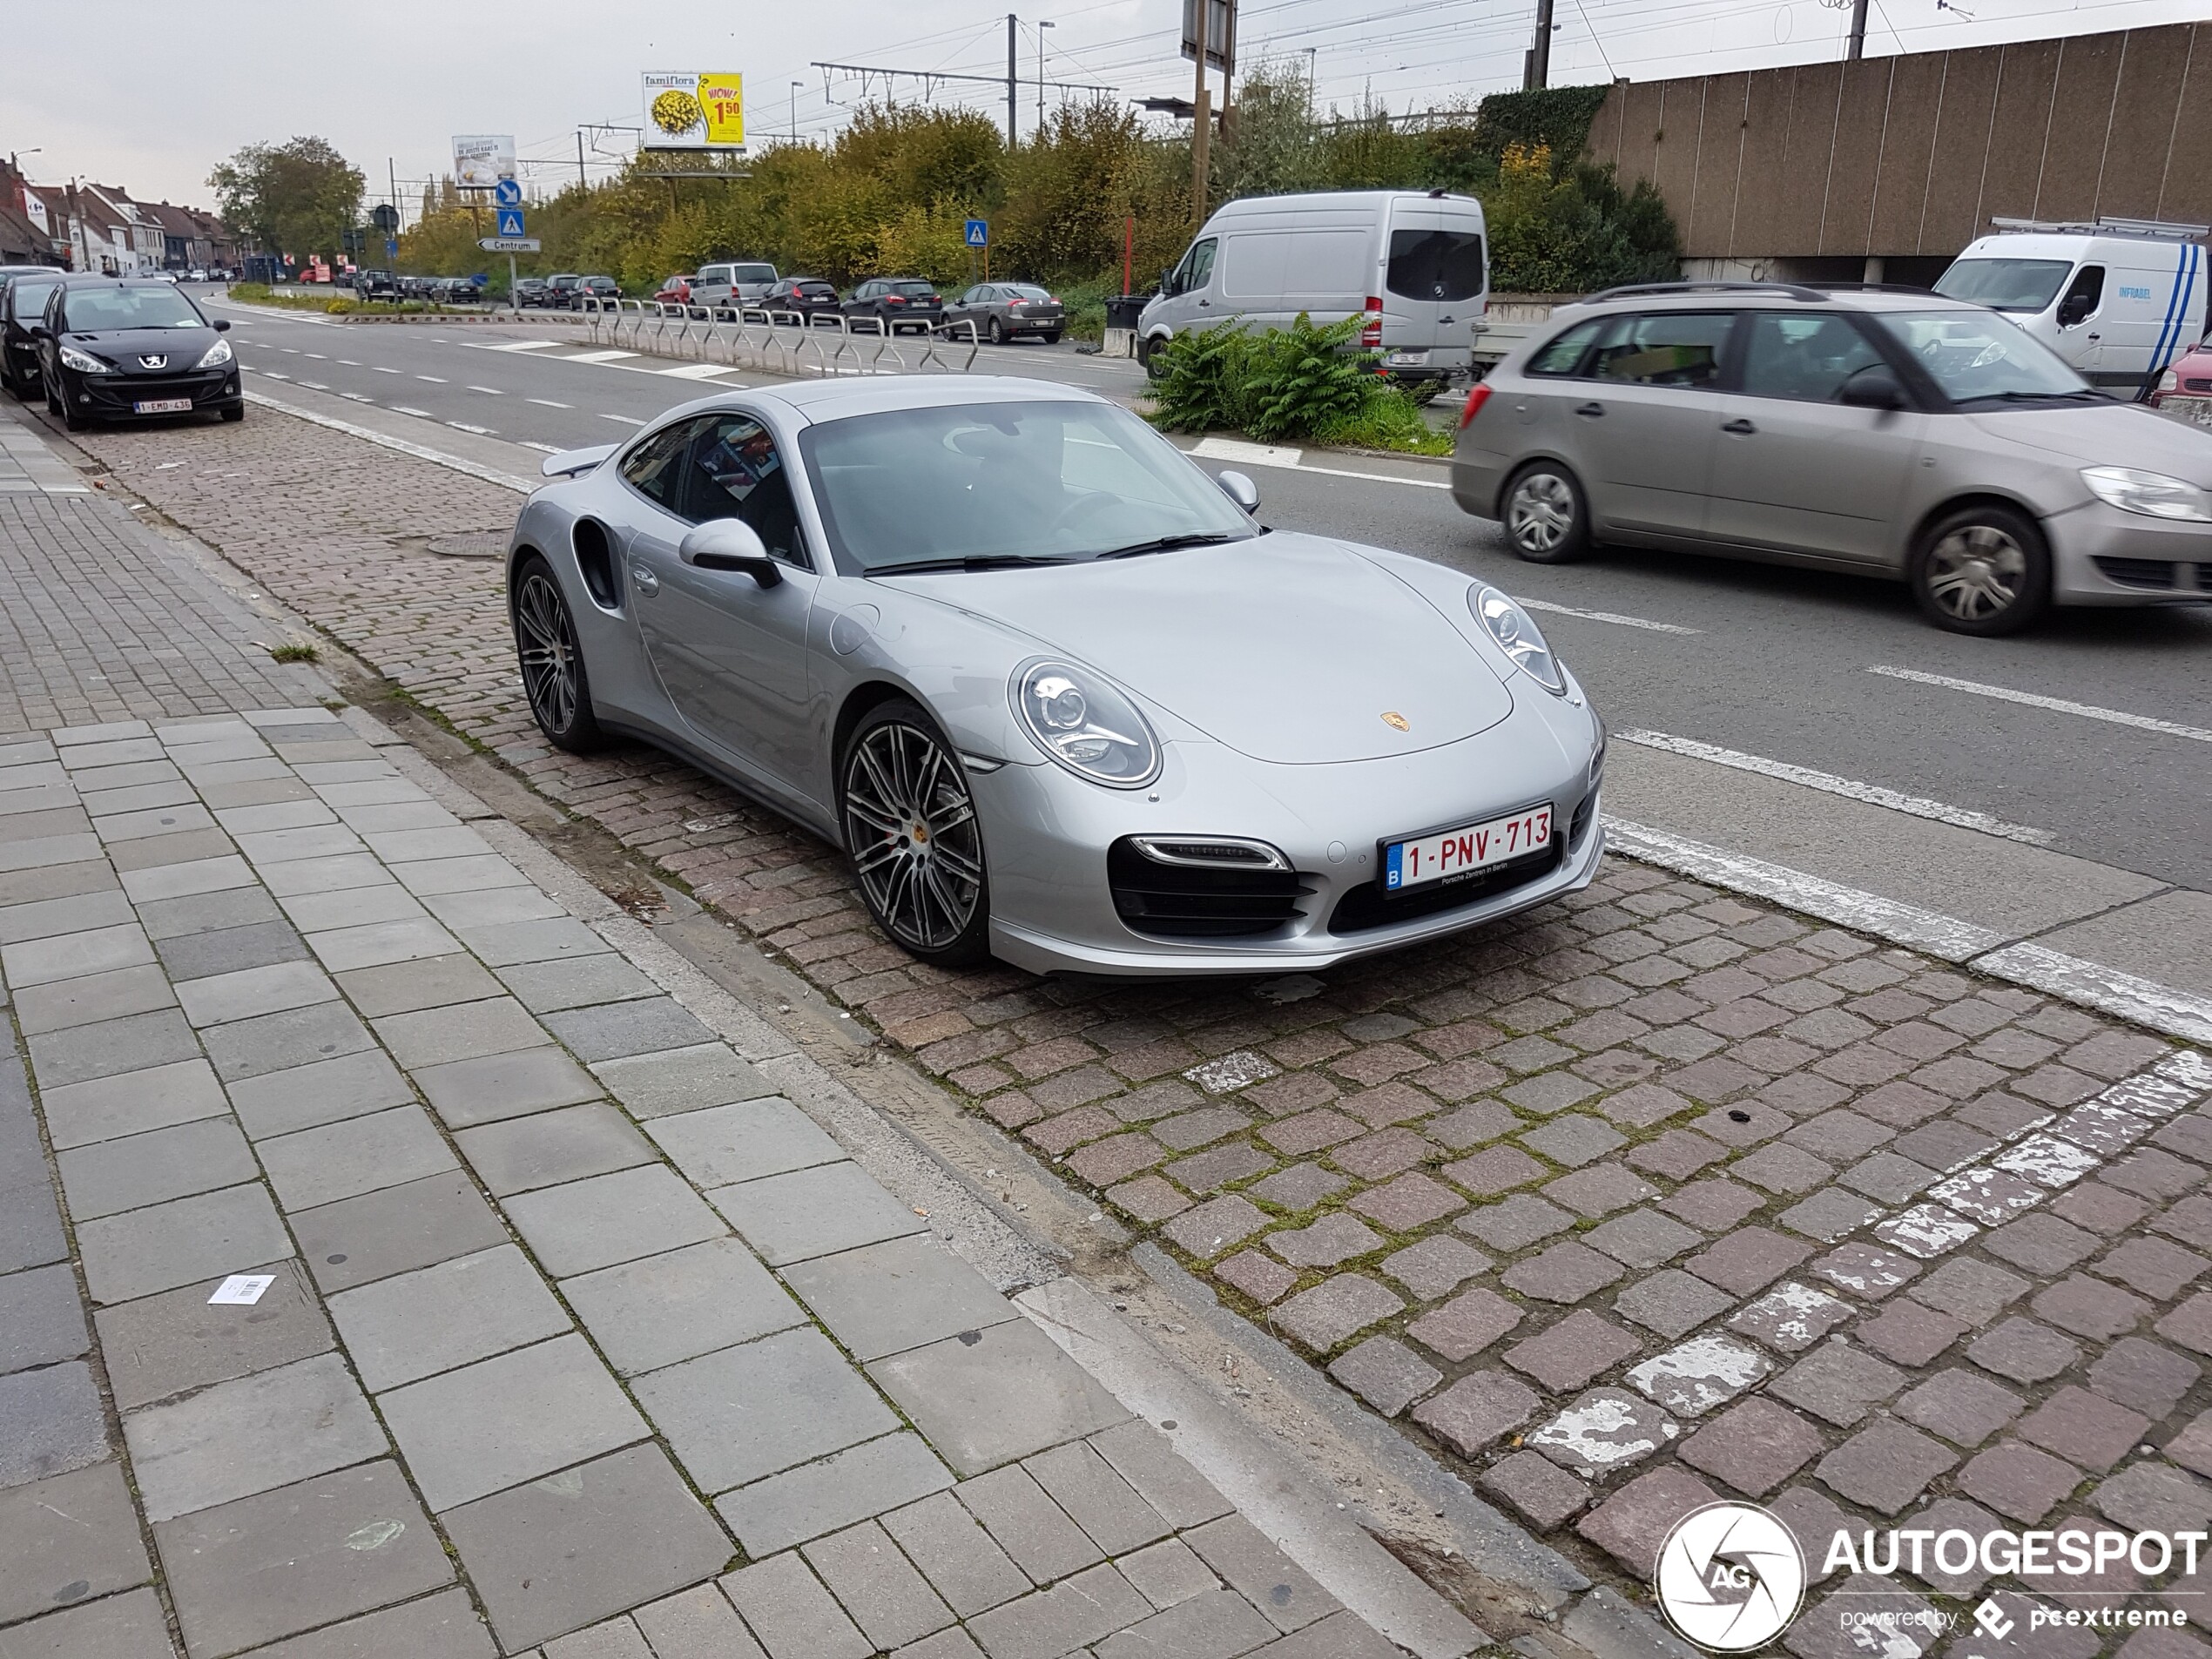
[506,376,1607,974]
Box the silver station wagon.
[1453,281,2212,635]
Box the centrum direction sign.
[480,237,541,253]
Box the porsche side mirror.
[1216,469,1260,514]
[1838,365,1907,411]
[679,517,782,585]
[212,319,231,332]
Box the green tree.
[208,138,366,263]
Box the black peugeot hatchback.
[40,276,242,428]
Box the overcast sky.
[8,0,2198,216]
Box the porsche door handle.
[1573,402,1605,417]
[1721,418,1757,435]
[630,564,659,596]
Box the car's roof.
[1557,282,1980,317]
[726,374,1109,422]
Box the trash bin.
[1104,293,1147,330]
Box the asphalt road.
[199,289,2212,896]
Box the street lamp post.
[792,80,804,143]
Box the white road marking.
[304,353,327,360]
[1976,942,2212,1046]
[242,391,533,493]
[446,421,496,435]
[600,413,646,425]
[1518,598,1702,635]
[1187,433,1451,491]
[564,349,637,363]
[392,406,435,417]
[1615,730,2054,845]
[1868,665,2212,744]
[280,347,300,354]
[466,385,506,395]
[479,339,562,352]
[257,371,290,381]
[526,398,572,408]
[657,361,738,380]
[371,366,400,374]
[339,392,372,402]
[337,360,361,367]
[519,441,562,454]
[298,381,329,390]
[415,375,447,383]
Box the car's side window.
[619,418,705,515]
[689,415,808,568]
[2059,264,2105,324]
[1526,318,1606,377]
[1173,239,1217,296]
[1588,312,1733,388]
[1737,313,1887,402]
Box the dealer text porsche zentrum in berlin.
[506,378,1606,974]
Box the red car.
[2149,338,2212,428]
[653,274,695,306]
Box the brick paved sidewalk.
[1,707,1411,1659]
[38,403,2212,1655]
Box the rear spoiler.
[540,443,617,479]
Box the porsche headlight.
[196,338,233,369]
[58,345,105,374]
[1470,584,1566,694]
[2080,467,2212,522]
[1013,659,1160,787]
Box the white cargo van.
[1933,219,2206,393]
[1137,190,1487,382]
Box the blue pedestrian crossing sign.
[964,219,988,248]
[496,206,526,239]
[493,179,522,207]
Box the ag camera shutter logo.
[1655,1501,1806,1651]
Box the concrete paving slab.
[0,1262,89,1374]
[780,1235,1022,1362]
[373,996,550,1069]
[633,1325,899,1494]
[630,1583,766,1659]
[94,1262,334,1412]
[257,1106,459,1212]
[154,917,311,981]
[0,921,152,988]
[12,963,176,1035]
[376,1334,648,1512]
[329,1244,571,1392]
[75,1183,293,1305]
[505,1164,727,1278]
[438,1443,733,1651]
[0,1462,151,1628]
[228,1587,495,1659]
[498,953,660,1014]
[124,1352,386,1522]
[292,1170,509,1295]
[152,1460,452,1659]
[803,1518,957,1649]
[879,1489,1035,1618]
[0,887,132,945]
[226,1049,414,1141]
[0,1361,109,1488]
[559,1238,806,1377]
[542,998,717,1063]
[0,1173,66,1279]
[415,1045,603,1127]
[644,1098,844,1190]
[334,953,503,1018]
[709,1162,928,1266]
[717,1431,957,1559]
[592,1043,774,1118]
[421,885,567,928]
[175,960,335,1028]
[56,1116,257,1220]
[719,1552,872,1659]
[28,1008,199,1089]
[2032,889,2212,1001]
[118,853,254,903]
[200,1001,374,1083]
[0,1584,177,1658]
[277,883,428,934]
[38,1058,229,1150]
[868,1318,1130,1478]
[454,915,604,965]
[455,1102,655,1196]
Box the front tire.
[1501,461,1591,563]
[1911,503,2050,636]
[840,699,990,967]
[1042,331,1062,345]
[512,556,604,752]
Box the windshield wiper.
[868,554,1076,575]
[1094,531,1244,561]
[1967,388,2106,405]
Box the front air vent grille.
[1569,792,1596,848]
[1108,838,1308,938]
[2093,556,2177,590]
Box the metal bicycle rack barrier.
[579,300,981,378]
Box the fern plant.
[1245,313,1373,442]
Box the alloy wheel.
[1924,523,2027,622]
[515,570,581,735]
[1508,472,1575,555]
[843,721,984,952]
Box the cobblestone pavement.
[2,707,1405,1659]
[49,407,2212,1647]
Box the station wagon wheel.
[1910,503,2050,637]
[841,699,991,966]
[512,556,604,752]
[1501,462,1591,563]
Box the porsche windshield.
[800,400,1258,573]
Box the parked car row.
[2,273,241,427]
[631,266,1063,341]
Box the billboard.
[452,135,516,190]
[1180,0,1234,70]
[642,72,745,149]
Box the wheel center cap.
[910,822,930,846]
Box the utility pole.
[1038,20,1054,140]
[1007,15,1019,147]
[1526,0,1554,89]
[792,80,804,143]
[1191,0,1211,227]
[388,158,398,236]
[1846,0,1869,59]
[576,132,588,192]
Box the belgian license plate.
[1384,805,1552,894]
[134,398,192,414]
[1385,349,1429,367]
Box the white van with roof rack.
[1137,189,1487,383]
[1932,218,2205,394]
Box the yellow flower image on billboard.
[640,72,745,148]
[699,75,745,145]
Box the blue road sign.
[493,179,522,207]
[965,219,988,248]
[386,238,399,259]
[496,206,526,239]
